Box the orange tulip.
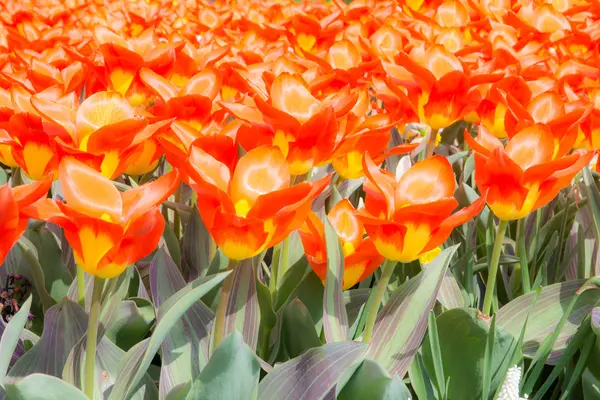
[330,114,418,179]
[358,154,487,262]
[299,200,384,289]
[139,67,221,130]
[465,124,594,221]
[221,73,357,175]
[22,158,180,278]
[168,137,330,260]
[0,178,52,265]
[31,91,171,178]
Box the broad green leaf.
[108,269,231,400]
[367,245,458,377]
[273,258,311,311]
[180,206,211,280]
[186,332,260,400]
[165,382,191,400]
[62,331,157,400]
[150,248,212,397]
[5,373,87,400]
[322,217,348,343]
[422,308,516,400]
[7,300,86,384]
[25,228,73,301]
[344,288,369,339]
[338,359,411,400]
[0,296,31,387]
[438,270,465,310]
[16,237,56,311]
[496,280,600,361]
[105,299,155,352]
[259,341,368,400]
[162,222,182,267]
[282,298,321,358]
[212,258,260,351]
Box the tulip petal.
[59,158,123,222]
[395,155,456,207]
[270,73,321,123]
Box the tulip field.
[3,0,600,399]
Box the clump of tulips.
[0,1,599,399]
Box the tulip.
[22,158,180,278]
[466,124,594,315]
[299,200,384,290]
[358,153,486,342]
[167,136,330,261]
[220,73,357,175]
[359,154,487,263]
[465,124,594,221]
[31,91,171,178]
[0,179,52,265]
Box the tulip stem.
[77,266,86,307]
[212,259,239,352]
[84,277,105,399]
[362,259,396,343]
[482,220,509,316]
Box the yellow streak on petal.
[23,143,53,181]
[235,199,251,218]
[78,226,117,274]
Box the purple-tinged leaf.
[211,259,260,352]
[6,299,87,384]
[592,307,600,337]
[437,270,465,310]
[496,280,600,363]
[150,247,213,398]
[322,218,348,343]
[367,245,458,377]
[258,341,367,400]
[109,260,231,400]
[180,206,211,281]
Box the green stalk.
[77,266,86,307]
[362,259,396,343]
[173,184,182,239]
[277,237,291,279]
[212,259,239,352]
[84,277,105,399]
[482,220,509,315]
[269,244,282,295]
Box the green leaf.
[186,332,260,400]
[427,311,446,399]
[165,382,192,400]
[105,299,155,352]
[16,237,56,311]
[162,221,182,267]
[338,359,411,400]
[282,298,321,358]
[5,374,88,400]
[108,269,231,400]
[273,258,311,311]
[7,300,87,384]
[0,296,32,387]
[259,341,368,400]
[150,249,212,397]
[215,259,260,351]
[422,308,516,400]
[25,228,73,301]
[496,280,600,361]
[62,330,158,400]
[180,206,211,280]
[583,368,600,399]
[367,245,458,377]
[322,217,348,343]
[583,166,600,241]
